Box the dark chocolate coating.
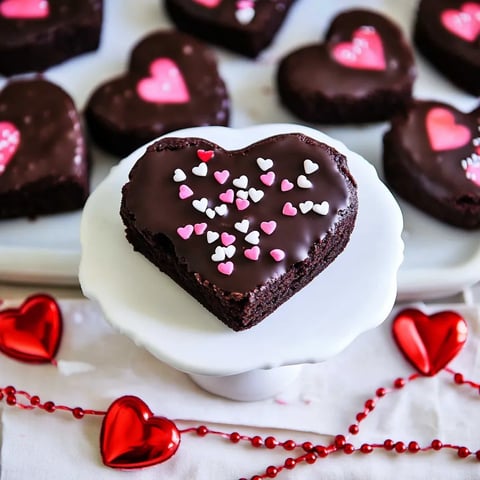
[0,0,103,75]
[85,30,230,157]
[277,9,416,124]
[0,78,89,219]
[414,0,480,95]
[121,133,358,330]
[383,100,480,229]
[164,0,298,58]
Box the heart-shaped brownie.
[0,0,102,75]
[0,78,89,219]
[164,0,298,58]
[121,133,358,331]
[276,9,416,124]
[383,100,480,229]
[85,30,230,157]
[414,0,480,95]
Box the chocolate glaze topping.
[122,133,356,292]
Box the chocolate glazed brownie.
[121,133,358,331]
[0,0,103,75]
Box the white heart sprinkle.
[313,201,330,215]
[224,245,236,258]
[256,157,273,171]
[215,204,228,216]
[248,187,264,203]
[173,168,186,182]
[206,208,216,219]
[192,163,208,177]
[233,175,248,189]
[245,230,260,245]
[299,201,314,214]
[304,159,319,174]
[211,246,226,262]
[192,197,208,212]
[235,219,250,233]
[207,231,219,244]
[236,189,249,199]
[297,175,313,189]
[235,6,255,24]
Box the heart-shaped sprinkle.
[192,0,221,7]
[197,149,214,162]
[194,223,207,235]
[299,200,314,214]
[297,174,313,189]
[0,0,50,19]
[248,187,264,203]
[463,157,480,186]
[313,201,329,215]
[218,261,234,276]
[219,189,234,203]
[221,232,236,246]
[224,245,236,258]
[206,231,219,243]
[211,246,226,262]
[245,230,260,245]
[215,204,228,216]
[304,159,319,174]
[173,168,186,182]
[441,3,480,43]
[426,107,471,152]
[233,175,248,189]
[236,189,249,199]
[244,245,260,261]
[100,395,180,469]
[214,169,230,184]
[234,219,250,233]
[137,58,190,104]
[256,157,274,171]
[280,179,294,192]
[177,224,194,240]
[0,121,20,174]
[178,184,193,199]
[282,202,297,216]
[260,171,275,186]
[206,208,216,219]
[270,249,286,262]
[192,197,208,212]
[260,220,277,235]
[192,162,208,176]
[236,198,250,210]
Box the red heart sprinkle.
[0,294,62,364]
[197,149,214,162]
[100,395,181,469]
[392,308,467,376]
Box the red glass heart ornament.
[0,294,62,363]
[100,395,181,469]
[392,308,467,376]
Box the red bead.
[315,445,328,457]
[344,443,355,454]
[284,458,296,469]
[365,399,376,411]
[43,401,56,412]
[251,476,262,480]
[431,439,443,450]
[251,436,263,448]
[356,412,367,422]
[5,386,16,396]
[454,373,464,384]
[72,407,84,419]
[302,441,314,452]
[408,441,420,453]
[475,450,480,460]
[196,425,208,436]
[6,395,16,406]
[349,424,359,435]
[394,378,406,389]
[283,440,296,451]
[458,447,471,458]
[376,387,387,397]
[265,436,278,449]
[266,466,278,478]
[384,439,394,450]
[230,432,241,443]
[335,435,346,448]
[395,442,406,453]
[305,452,317,464]
[30,395,40,406]
[0,391,3,401]
[361,444,373,454]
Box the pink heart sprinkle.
[441,3,480,42]
[464,162,480,186]
[197,149,214,162]
[192,0,221,7]
[214,169,230,184]
[426,108,471,152]
[282,202,297,216]
[244,246,260,261]
[260,221,277,235]
[219,189,234,203]
[194,223,207,235]
[0,121,20,174]
[221,232,236,246]
[218,261,234,276]
[281,179,294,192]
[236,198,250,211]
[270,249,285,262]
[177,224,194,240]
[178,184,193,199]
[0,0,49,19]
[260,171,275,186]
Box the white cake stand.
[79,124,404,401]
